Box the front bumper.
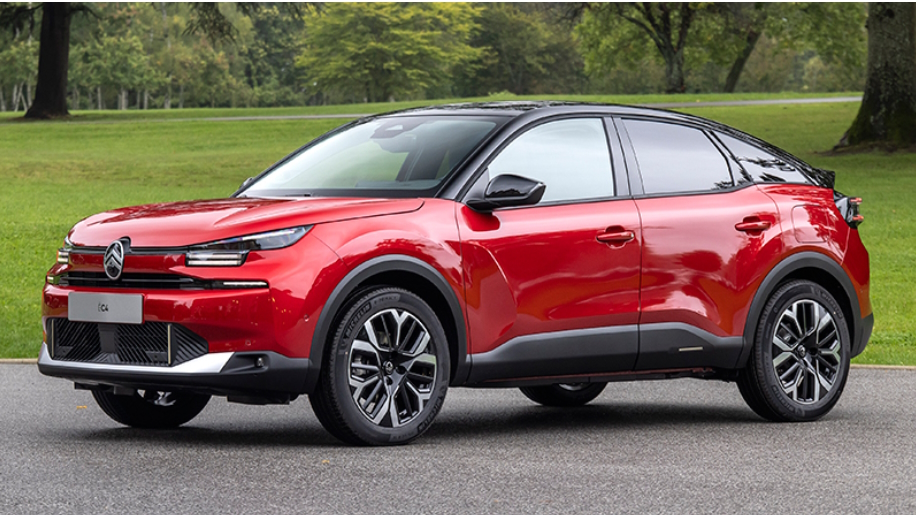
[37,343,314,398]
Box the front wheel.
[310,287,450,446]
[737,280,850,422]
[520,382,607,407]
[92,389,210,428]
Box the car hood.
[68,197,425,248]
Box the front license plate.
[68,292,143,324]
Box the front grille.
[60,272,209,290]
[48,319,208,367]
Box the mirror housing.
[466,174,546,213]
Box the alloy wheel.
[771,299,842,404]
[347,308,438,427]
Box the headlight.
[56,236,73,264]
[185,226,311,267]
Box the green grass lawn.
[1,96,912,365]
[0,91,859,124]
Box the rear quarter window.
[715,132,812,185]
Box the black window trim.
[709,130,819,188]
[458,114,626,210]
[615,115,760,200]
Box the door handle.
[596,230,635,244]
[735,220,772,232]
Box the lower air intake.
[48,319,208,367]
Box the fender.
[736,251,862,368]
[304,255,469,393]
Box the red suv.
[39,102,872,445]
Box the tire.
[92,389,210,428]
[520,383,606,407]
[310,287,450,446]
[737,280,850,422]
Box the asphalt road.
[3,364,914,515]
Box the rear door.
[459,117,642,382]
[617,118,784,370]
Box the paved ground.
[3,364,914,514]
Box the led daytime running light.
[185,226,310,267]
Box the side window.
[624,120,733,195]
[716,132,811,185]
[487,118,614,203]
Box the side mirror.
[466,174,546,213]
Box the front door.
[459,117,642,382]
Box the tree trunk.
[841,3,916,148]
[664,50,686,93]
[162,3,172,109]
[136,89,141,109]
[179,83,184,108]
[0,88,5,112]
[25,82,32,109]
[724,30,761,93]
[25,3,73,119]
[12,84,20,111]
[144,89,149,110]
[97,86,103,110]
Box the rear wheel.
[310,287,450,445]
[737,280,850,422]
[520,382,607,407]
[92,389,210,428]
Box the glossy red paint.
[44,234,346,358]
[68,197,424,247]
[636,186,783,338]
[456,200,641,354]
[758,184,850,259]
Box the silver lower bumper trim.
[38,343,234,374]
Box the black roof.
[377,100,729,131]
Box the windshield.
[242,115,503,198]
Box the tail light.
[834,192,863,228]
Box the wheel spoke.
[773,351,795,369]
[779,361,800,383]
[773,334,793,353]
[771,298,842,405]
[347,306,438,428]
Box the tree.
[576,2,865,94]
[0,2,279,118]
[578,3,699,93]
[297,3,482,103]
[455,3,585,96]
[0,3,84,118]
[840,3,916,148]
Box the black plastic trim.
[635,323,743,370]
[467,326,639,384]
[853,313,873,358]
[307,255,469,391]
[39,351,311,398]
[738,251,864,368]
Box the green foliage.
[455,3,585,96]
[297,3,482,103]
[577,2,867,94]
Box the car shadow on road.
[425,402,762,442]
[64,402,762,448]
